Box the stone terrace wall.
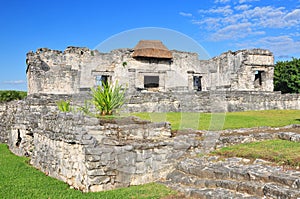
[0,94,72,148]
[1,96,203,192]
[125,91,300,112]
[29,114,202,192]
[1,90,299,145]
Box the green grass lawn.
[212,139,300,168]
[0,145,177,199]
[132,110,300,130]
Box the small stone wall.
[125,91,300,112]
[1,96,203,192]
[29,113,204,192]
[1,90,299,144]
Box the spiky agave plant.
[91,81,126,116]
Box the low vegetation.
[133,110,300,130]
[0,144,178,199]
[56,100,72,112]
[91,81,126,116]
[212,139,300,168]
[0,90,27,102]
[56,81,126,117]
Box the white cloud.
[199,5,233,16]
[193,4,300,41]
[181,0,300,57]
[258,36,300,52]
[237,35,300,57]
[179,12,193,17]
[234,4,252,11]
[2,80,26,85]
[192,18,222,30]
[214,0,231,3]
[239,0,260,3]
[284,9,300,23]
[211,22,265,41]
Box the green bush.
[0,90,27,102]
[91,81,126,116]
[274,58,300,93]
[56,100,72,112]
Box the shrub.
[274,58,300,93]
[0,90,27,102]
[56,100,72,112]
[91,81,126,116]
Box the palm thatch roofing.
[132,40,172,59]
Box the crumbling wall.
[29,113,202,192]
[1,92,299,192]
[2,96,202,192]
[0,103,10,143]
[26,46,275,95]
[26,48,82,95]
[203,49,274,91]
[125,91,300,112]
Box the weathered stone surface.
[165,155,300,198]
[1,91,300,195]
[26,45,275,96]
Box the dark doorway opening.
[16,129,22,147]
[254,71,264,86]
[144,76,159,88]
[193,76,202,91]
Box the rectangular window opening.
[144,76,159,88]
[96,75,110,87]
[193,76,202,91]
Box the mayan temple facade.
[26,40,274,95]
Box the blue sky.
[1,0,300,91]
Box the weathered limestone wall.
[203,49,274,91]
[1,96,203,192]
[125,91,300,112]
[26,46,274,95]
[0,103,9,143]
[29,113,202,192]
[1,94,299,193]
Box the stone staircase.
[163,156,300,199]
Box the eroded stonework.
[26,41,274,95]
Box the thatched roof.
[132,40,172,59]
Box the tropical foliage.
[56,100,72,112]
[274,58,300,93]
[91,81,126,116]
[0,90,27,102]
[77,100,93,116]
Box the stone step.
[166,170,300,198]
[166,170,264,197]
[177,157,300,190]
[162,181,259,199]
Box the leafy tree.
[91,81,126,116]
[274,58,300,93]
[0,90,27,102]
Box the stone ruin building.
[1,40,300,197]
[26,40,274,95]
[25,40,300,113]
